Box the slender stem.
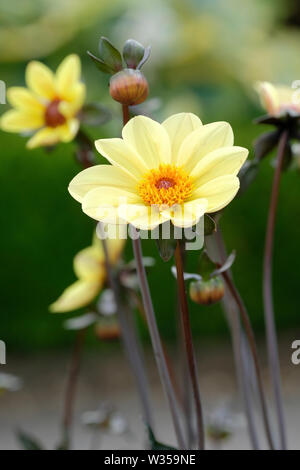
[240,333,260,449]
[176,243,194,448]
[121,103,185,447]
[130,289,186,411]
[75,126,154,429]
[122,104,130,125]
[61,328,86,449]
[122,303,155,430]
[132,236,186,449]
[59,129,94,449]
[222,270,275,450]
[99,227,154,430]
[174,241,205,450]
[206,231,260,449]
[263,129,288,450]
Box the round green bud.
[189,276,225,305]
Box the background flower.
[1,54,85,148]
[49,226,125,313]
[256,81,300,117]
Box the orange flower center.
[138,164,193,207]
[44,98,66,127]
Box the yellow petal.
[69,82,86,108]
[255,81,279,115]
[55,54,81,99]
[82,186,141,223]
[74,246,104,281]
[49,279,101,313]
[192,175,240,213]
[177,122,234,172]
[69,165,137,203]
[191,146,248,185]
[277,86,295,107]
[57,119,79,142]
[169,199,207,228]
[162,112,202,163]
[26,127,59,149]
[95,138,149,179]
[59,83,85,118]
[122,115,171,167]
[26,61,56,100]
[107,235,126,264]
[1,109,43,132]
[7,87,44,112]
[119,203,166,230]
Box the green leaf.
[87,51,114,74]
[137,45,151,70]
[253,130,280,161]
[123,39,145,69]
[99,37,123,72]
[238,160,259,195]
[16,429,44,450]
[55,435,69,450]
[198,250,216,280]
[147,426,177,450]
[154,223,177,262]
[204,214,216,236]
[254,114,282,126]
[63,312,98,331]
[79,103,112,127]
[155,238,176,262]
[211,251,236,277]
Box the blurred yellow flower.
[69,113,248,230]
[256,81,300,117]
[1,54,85,149]
[50,226,125,313]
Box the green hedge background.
[1,0,300,350]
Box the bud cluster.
[88,37,150,106]
[189,276,225,305]
[186,250,235,306]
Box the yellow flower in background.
[256,81,300,117]
[50,226,125,313]
[69,113,248,230]
[1,55,85,149]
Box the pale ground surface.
[0,332,299,450]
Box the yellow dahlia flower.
[256,81,300,117]
[1,54,85,149]
[50,227,125,313]
[69,113,248,230]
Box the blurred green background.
[1,0,300,350]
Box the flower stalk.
[60,327,86,449]
[263,129,289,450]
[99,225,154,431]
[132,231,186,448]
[205,231,260,449]
[121,103,186,448]
[221,269,275,449]
[174,240,205,450]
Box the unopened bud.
[94,322,121,341]
[123,39,145,69]
[109,69,149,105]
[189,276,225,305]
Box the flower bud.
[109,69,149,105]
[123,39,145,69]
[94,322,121,341]
[189,276,225,305]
